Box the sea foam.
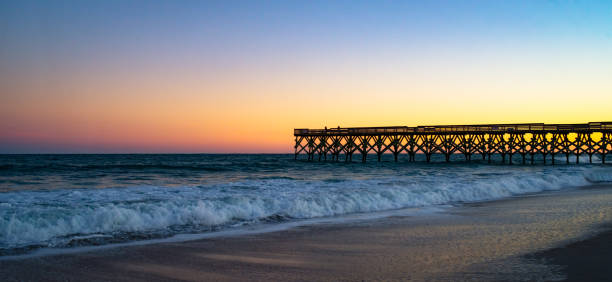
[2,165,608,253]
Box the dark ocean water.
[1,154,611,256]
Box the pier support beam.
[293,123,612,165]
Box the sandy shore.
[528,227,612,282]
[2,185,612,281]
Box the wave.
[2,166,609,254]
[584,168,612,182]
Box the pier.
[294,122,612,164]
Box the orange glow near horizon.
[2,67,611,153]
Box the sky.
[1,0,611,153]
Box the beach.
[3,0,611,280]
[2,184,611,281]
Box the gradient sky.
[1,0,611,153]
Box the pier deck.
[294,122,612,164]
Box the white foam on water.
[0,205,443,260]
[0,165,610,253]
[584,168,612,182]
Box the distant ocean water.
[1,154,611,256]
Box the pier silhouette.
[294,122,612,164]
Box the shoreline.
[2,185,612,281]
[0,184,589,261]
[0,205,442,260]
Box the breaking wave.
[2,165,609,254]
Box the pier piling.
[294,122,612,164]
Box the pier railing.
[295,122,612,136]
[294,122,612,164]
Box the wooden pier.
[294,122,612,164]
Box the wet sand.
[528,226,612,282]
[2,185,612,281]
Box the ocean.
[1,154,611,256]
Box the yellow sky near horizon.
[2,57,611,153]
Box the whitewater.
[1,154,611,256]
